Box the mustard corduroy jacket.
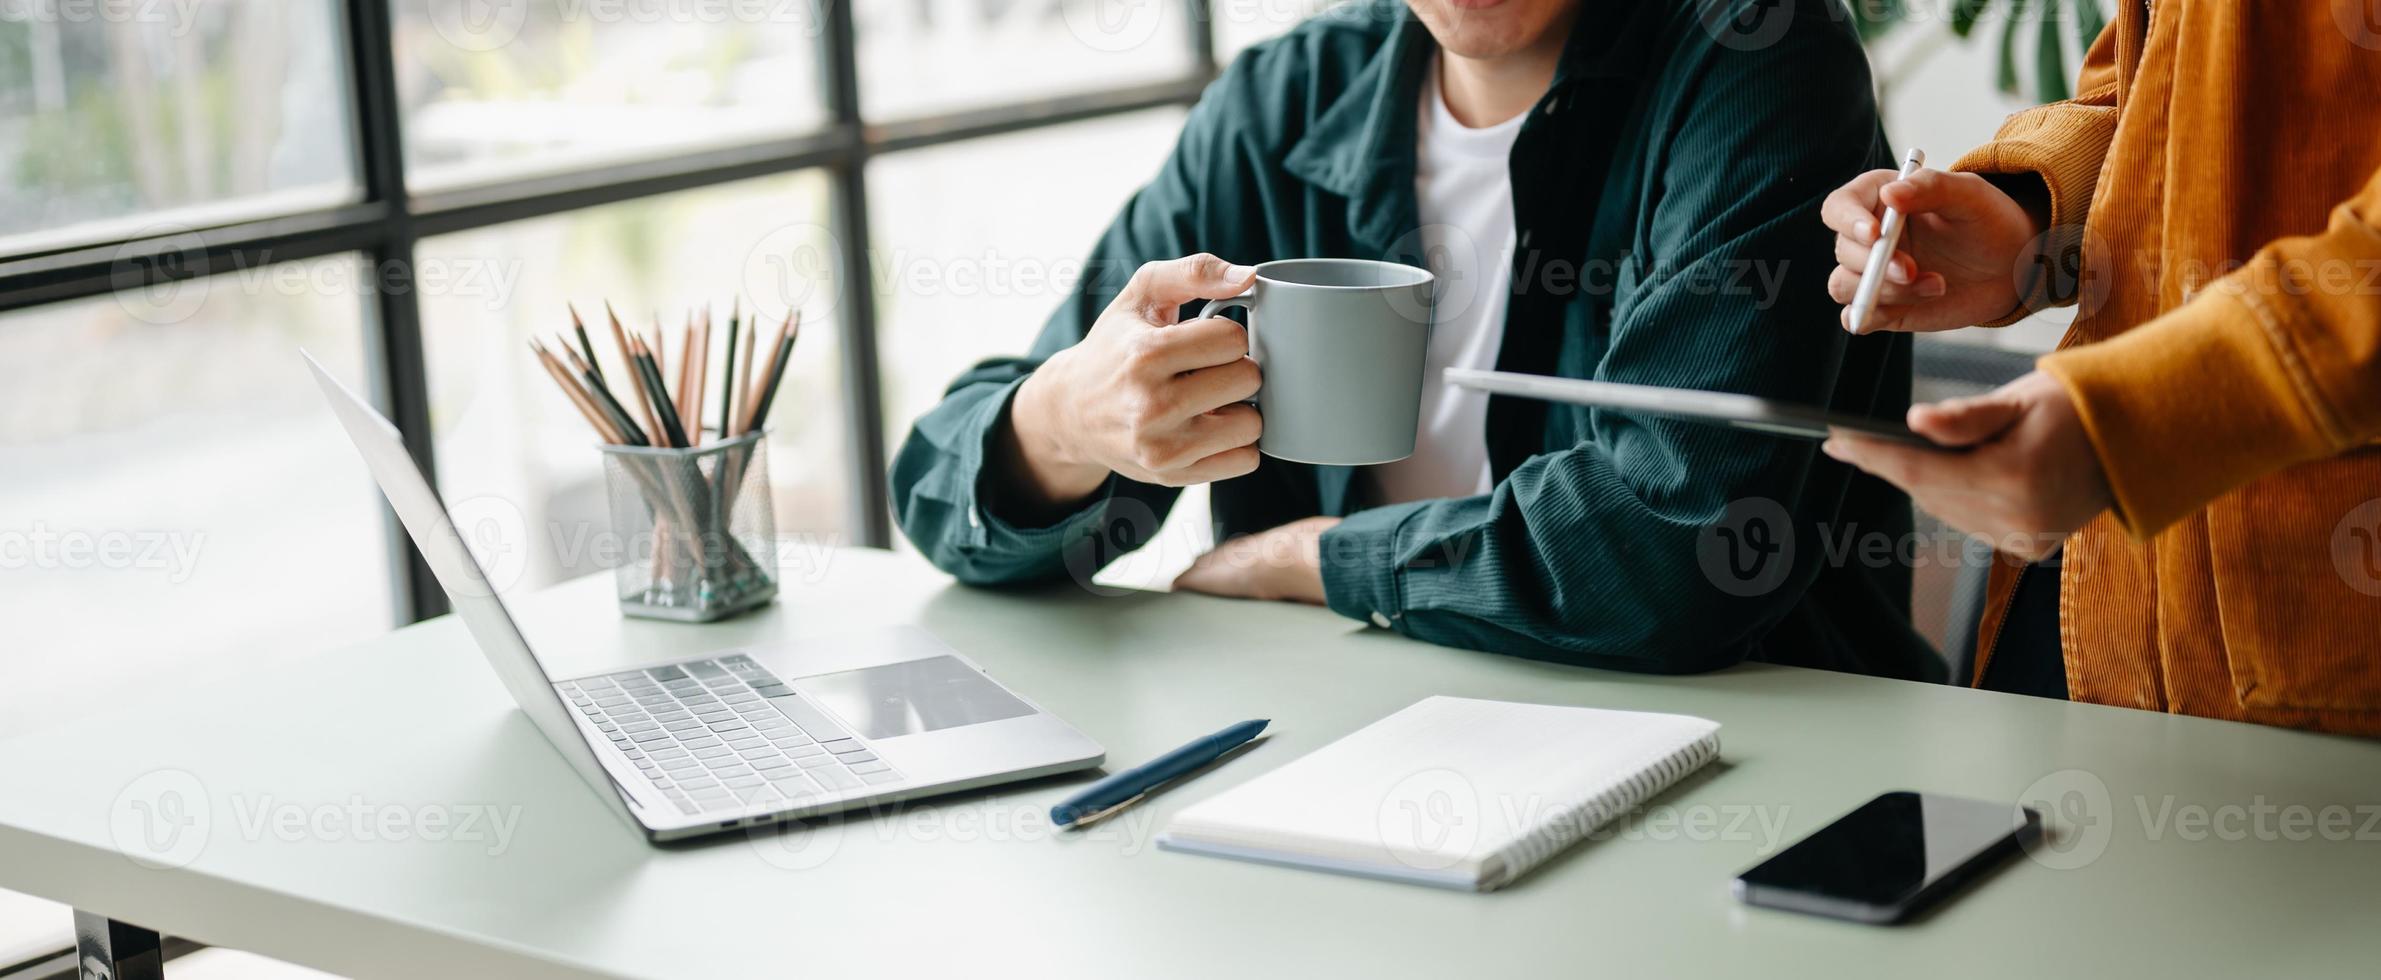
[1953,0,2381,733]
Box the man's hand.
[1821,168,2047,334]
[1822,371,2112,561]
[1171,516,1341,605]
[999,254,1263,514]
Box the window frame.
[0,0,1223,623]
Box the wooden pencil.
[605,302,665,446]
[557,337,649,447]
[566,303,607,391]
[718,299,740,442]
[744,312,800,435]
[632,332,691,448]
[732,312,757,436]
[736,313,790,436]
[693,306,713,444]
[674,311,699,430]
[531,340,626,445]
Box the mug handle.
[1198,288,1258,359]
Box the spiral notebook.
[1157,697,1721,891]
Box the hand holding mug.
[1004,254,1265,509]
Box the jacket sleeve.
[1950,16,2124,324]
[887,68,1243,585]
[2039,165,2381,536]
[1317,10,1893,672]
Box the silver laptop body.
[305,352,1103,842]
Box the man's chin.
[1428,26,1540,60]
[1409,0,1571,60]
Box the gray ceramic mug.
[1199,258,1436,465]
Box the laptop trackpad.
[797,655,1037,739]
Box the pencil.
[557,336,650,447]
[718,299,740,442]
[531,340,626,445]
[567,303,607,391]
[605,302,665,445]
[746,312,800,434]
[734,317,778,436]
[693,306,713,444]
[645,316,668,400]
[737,313,791,436]
[633,331,691,448]
[674,310,699,430]
[733,312,757,436]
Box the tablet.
[1444,368,1932,446]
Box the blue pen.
[1051,719,1269,827]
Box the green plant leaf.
[1853,0,1906,42]
[1996,0,2033,95]
[2073,0,2108,52]
[1951,0,1992,38]
[2035,0,2071,102]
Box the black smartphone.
[1733,791,2041,924]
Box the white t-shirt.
[1369,56,1523,505]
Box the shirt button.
[1542,99,1560,116]
[1369,611,1393,629]
[966,507,982,529]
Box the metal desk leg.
[71,911,162,980]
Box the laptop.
[303,352,1104,842]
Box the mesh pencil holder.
[597,430,778,622]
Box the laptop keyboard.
[560,654,901,817]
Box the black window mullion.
[343,0,447,622]
[823,0,893,549]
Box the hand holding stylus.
[1821,152,2049,334]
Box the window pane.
[418,172,847,594]
[871,107,1186,437]
[0,255,393,740]
[0,1,356,252]
[857,1,1193,120]
[394,5,827,191]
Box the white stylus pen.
[1848,147,1926,334]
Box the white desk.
[3,549,2378,978]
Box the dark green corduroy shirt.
[890,0,1943,682]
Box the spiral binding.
[1484,733,1723,888]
